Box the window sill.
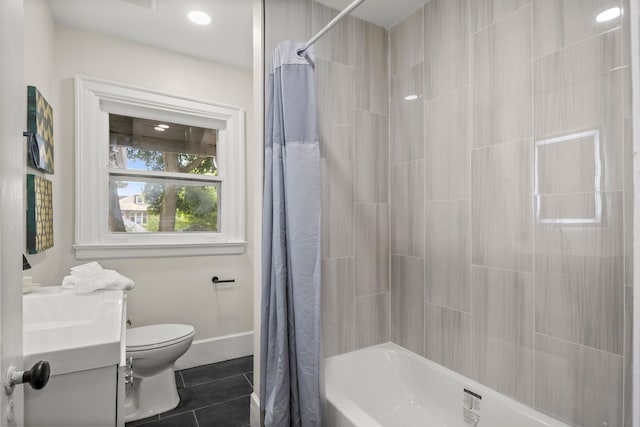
[74,241,247,259]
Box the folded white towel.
[70,261,102,273]
[62,262,135,294]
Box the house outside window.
[119,193,150,230]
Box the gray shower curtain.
[260,41,322,427]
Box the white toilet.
[124,324,195,422]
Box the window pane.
[109,178,219,233]
[109,114,217,176]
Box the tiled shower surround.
[266,0,391,356]
[265,0,634,425]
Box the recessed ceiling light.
[157,124,170,129]
[154,126,166,132]
[404,94,419,101]
[596,7,621,22]
[188,10,211,26]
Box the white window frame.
[74,75,246,259]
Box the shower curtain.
[260,41,322,427]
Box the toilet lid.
[126,324,195,351]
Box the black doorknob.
[22,360,50,390]
[4,360,51,394]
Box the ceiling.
[48,0,426,70]
[47,0,254,69]
[315,0,428,29]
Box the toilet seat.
[127,324,195,352]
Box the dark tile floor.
[126,356,253,427]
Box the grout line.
[423,290,428,358]
[243,373,253,388]
[389,253,425,260]
[423,84,471,103]
[466,0,474,381]
[354,292,388,300]
[181,394,253,417]
[386,23,392,346]
[535,331,624,359]
[470,2,532,35]
[532,26,624,61]
[610,64,631,71]
[425,198,472,204]
[469,137,533,152]
[125,415,159,427]
[353,106,389,116]
[621,4,629,418]
[181,372,253,389]
[424,300,472,316]
[159,410,197,422]
[536,190,622,197]
[530,1,537,409]
[622,285,629,426]
[313,55,356,69]
[192,410,201,427]
[470,264,532,275]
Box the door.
[0,0,26,425]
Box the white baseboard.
[250,392,260,427]
[175,331,254,370]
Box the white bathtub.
[324,343,568,427]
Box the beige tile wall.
[390,0,633,425]
[266,0,633,425]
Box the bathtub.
[324,343,568,427]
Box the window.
[74,75,245,258]
[108,114,220,234]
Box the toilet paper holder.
[211,276,235,284]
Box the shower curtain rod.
[297,0,366,56]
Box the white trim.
[0,0,26,424]
[250,392,261,427]
[109,168,223,183]
[534,130,603,224]
[74,241,246,259]
[631,0,640,425]
[74,75,246,258]
[174,331,253,370]
[251,0,265,402]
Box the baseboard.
[250,392,260,427]
[175,331,254,370]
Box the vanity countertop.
[23,286,126,375]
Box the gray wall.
[264,0,390,357]
[389,0,634,426]
[265,0,633,425]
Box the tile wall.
[265,0,634,425]
[264,0,390,358]
[390,0,634,425]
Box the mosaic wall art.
[26,85,54,174]
[26,174,54,254]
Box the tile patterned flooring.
[126,356,253,427]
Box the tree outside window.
[108,114,219,234]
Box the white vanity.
[23,286,127,427]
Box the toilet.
[124,324,195,422]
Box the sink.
[23,286,127,426]
[23,286,126,376]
